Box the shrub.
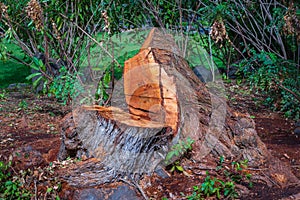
[238,50,299,119]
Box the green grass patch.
[0,42,30,88]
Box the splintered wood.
[84,28,180,133]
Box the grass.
[0,42,30,88]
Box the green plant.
[186,157,252,200]
[164,138,194,176]
[186,185,204,200]
[0,90,7,99]
[164,137,194,166]
[240,50,300,119]
[201,173,223,199]
[44,184,61,200]
[221,158,252,187]
[0,161,31,200]
[48,66,83,105]
[223,181,238,199]
[186,174,238,200]
[26,56,48,93]
[168,161,184,173]
[95,69,112,105]
[18,100,28,110]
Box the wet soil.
[0,83,299,199]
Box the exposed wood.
[124,48,179,131]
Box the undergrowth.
[0,161,31,200]
[162,156,253,200]
[185,157,252,200]
[236,50,300,119]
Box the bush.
[239,50,300,119]
[48,67,82,105]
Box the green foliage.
[200,173,223,198]
[186,157,252,200]
[0,41,30,89]
[164,137,194,166]
[0,161,31,200]
[0,41,8,61]
[164,137,194,175]
[0,90,7,99]
[48,66,82,105]
[95,69,111,105]
[239,50,300,119]
[169,161,184,173]
[1,0,299,122]
[18,100,28,110]
[26,56,48,93]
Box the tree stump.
[57,28,299,188]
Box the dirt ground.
[0,83,299,199]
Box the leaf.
[33,76,43,89]
[170,166,175,172]
[26,72,42,80]
[165,151,175,162]
[33,57,40,66]
[28,20,34,27]
[46,187,53,193]
[103,72,111,88]
[176,165,184,172]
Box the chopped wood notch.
[84,28,180,133]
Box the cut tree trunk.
[57,28,299,188]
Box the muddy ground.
[0,83,299,199]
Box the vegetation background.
[0,0,299,114]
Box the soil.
[0,83,299,199]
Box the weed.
[168,161,184,173]
[48,66,83,105]
[164,137,194,165]
[18,100,28,110]
[164,137,194,175]
[186,157,252,199]
[0,90,7,99]
[0,161,31,199]
[239,50,300,119]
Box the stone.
[193,66,213,83]
[70,184,142,200]
[294,120,300,136]
[294,127,300,136]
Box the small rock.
[154,167,170,179]
[295,120,300,127]
[193,66,213,83]
[294,127,300,136]
[72,184,143,200]
[294,120,300,136]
